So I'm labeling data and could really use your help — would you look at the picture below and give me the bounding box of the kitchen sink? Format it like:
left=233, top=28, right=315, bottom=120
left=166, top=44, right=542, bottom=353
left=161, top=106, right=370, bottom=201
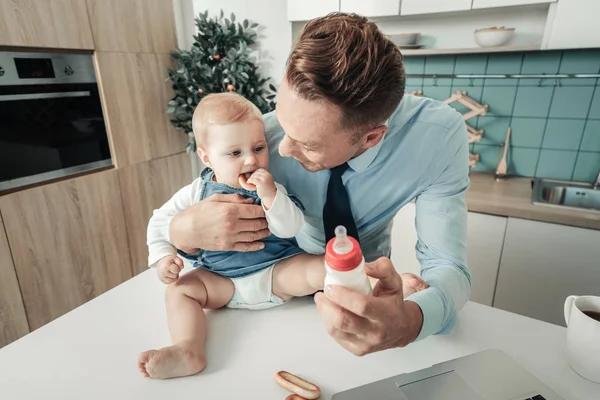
left=532, top=178, right=600, bottom=212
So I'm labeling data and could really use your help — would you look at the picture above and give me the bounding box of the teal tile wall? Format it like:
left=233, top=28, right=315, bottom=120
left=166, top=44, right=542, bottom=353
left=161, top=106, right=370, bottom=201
left=404, top=49, right=600, bottom=181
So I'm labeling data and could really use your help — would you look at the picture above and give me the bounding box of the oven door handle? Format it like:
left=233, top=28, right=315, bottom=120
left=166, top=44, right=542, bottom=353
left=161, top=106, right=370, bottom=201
left=0, top=91, right=91, bottom=102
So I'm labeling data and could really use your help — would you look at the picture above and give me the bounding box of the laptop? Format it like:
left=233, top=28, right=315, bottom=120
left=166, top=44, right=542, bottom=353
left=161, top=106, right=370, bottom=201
left=332, top=349, right=564, bottom=400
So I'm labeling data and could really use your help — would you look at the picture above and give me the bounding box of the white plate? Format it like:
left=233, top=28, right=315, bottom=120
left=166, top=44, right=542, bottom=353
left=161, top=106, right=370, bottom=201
left=397, top=44, right=424, bottom=49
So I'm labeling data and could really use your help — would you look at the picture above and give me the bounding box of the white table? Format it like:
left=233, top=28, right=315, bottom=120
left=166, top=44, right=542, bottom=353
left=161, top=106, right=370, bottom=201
left=1, top=269, right=598, bottom=400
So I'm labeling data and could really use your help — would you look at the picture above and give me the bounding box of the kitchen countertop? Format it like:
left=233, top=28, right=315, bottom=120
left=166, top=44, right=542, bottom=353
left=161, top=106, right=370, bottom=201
left=466, top=172, right=600, bottom=230
left=0, top=268, right=598, bottom=400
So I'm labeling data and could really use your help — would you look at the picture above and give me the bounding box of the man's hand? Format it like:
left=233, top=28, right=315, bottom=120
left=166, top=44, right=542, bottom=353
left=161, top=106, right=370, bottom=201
left=169, top=193, right=270, bottom=253
left=156, top=255, right=184, bottom=284
left=314, top=257, right=424, bottom=356
left=246, top=169, right=277, bottom=209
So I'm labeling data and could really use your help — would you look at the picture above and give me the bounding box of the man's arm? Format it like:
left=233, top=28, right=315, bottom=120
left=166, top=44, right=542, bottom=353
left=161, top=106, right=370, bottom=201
left=313, top=114, right=471, bottom=355
left=406, top=117, right=472, bottom=340
left=168, top=194, right=271, bottom=253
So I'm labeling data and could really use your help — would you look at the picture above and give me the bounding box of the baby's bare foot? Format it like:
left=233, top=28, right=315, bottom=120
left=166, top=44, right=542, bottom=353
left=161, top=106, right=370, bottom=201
left=400, top=273, right=428, bottom=297
left=138, top=344, right=206, bottom=379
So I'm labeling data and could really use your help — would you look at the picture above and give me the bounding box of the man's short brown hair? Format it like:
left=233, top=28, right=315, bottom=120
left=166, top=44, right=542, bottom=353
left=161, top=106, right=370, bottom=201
left=285, top=13, right=405, bottom=134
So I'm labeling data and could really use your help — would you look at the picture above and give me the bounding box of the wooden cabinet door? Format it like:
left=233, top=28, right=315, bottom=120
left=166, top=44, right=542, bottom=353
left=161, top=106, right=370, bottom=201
left=472, top=0, right=555, bottom=8
left=95, top=51, right=186, bottom=168
left=118, top=152, right=192, bottom=275
left=401, top=0, right=473, bottom=15
left=0, top=0, right=94, bottom=49
left=0, top=170, right=133, bottom=330
left=340, top=0, right=400, bottom=17
left=86, top=0, right=177, bottom=53
left=0, top=211, right=29, bottom=348
left=494, top=218, right=600, bottom=326
left=287, top=0, right=340, bottom=21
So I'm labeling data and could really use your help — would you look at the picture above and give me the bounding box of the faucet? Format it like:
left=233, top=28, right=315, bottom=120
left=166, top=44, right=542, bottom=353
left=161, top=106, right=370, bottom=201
left=594, top=168, right=600, bottom=190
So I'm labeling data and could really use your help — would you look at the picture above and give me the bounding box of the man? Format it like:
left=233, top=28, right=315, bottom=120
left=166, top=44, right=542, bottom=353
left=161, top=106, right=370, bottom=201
left=169, top=13, right=471, bottom=356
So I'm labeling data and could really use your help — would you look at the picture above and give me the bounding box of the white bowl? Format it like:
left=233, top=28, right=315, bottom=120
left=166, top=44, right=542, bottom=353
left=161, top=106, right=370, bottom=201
left=389, top=33, right=421, bottom=46
left=474, top=27, right=515, bottom=48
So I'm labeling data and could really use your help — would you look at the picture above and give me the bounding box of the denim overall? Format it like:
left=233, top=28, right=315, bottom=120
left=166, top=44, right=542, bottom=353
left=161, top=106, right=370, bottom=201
left=178, top=168, right=305, bottom=279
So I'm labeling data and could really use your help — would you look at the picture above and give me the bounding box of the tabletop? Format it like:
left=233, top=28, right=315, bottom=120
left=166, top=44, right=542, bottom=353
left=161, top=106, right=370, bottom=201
left=0, top=269, right=598, bottom=400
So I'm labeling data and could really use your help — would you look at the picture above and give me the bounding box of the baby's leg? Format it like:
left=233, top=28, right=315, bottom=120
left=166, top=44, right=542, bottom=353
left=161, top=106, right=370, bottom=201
left=399, top=273, right=428, bottom=297
left=272, top=253, right=325, bottom=300
left=369, top=272, right=428, bottom=297
left=138, top=268, right=234, bottom=379
left=271, top=254, right=428, bottom=300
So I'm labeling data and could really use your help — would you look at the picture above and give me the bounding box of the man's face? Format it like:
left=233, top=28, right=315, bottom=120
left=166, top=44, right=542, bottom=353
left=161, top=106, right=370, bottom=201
left=275, top=80, right=362, bottom=172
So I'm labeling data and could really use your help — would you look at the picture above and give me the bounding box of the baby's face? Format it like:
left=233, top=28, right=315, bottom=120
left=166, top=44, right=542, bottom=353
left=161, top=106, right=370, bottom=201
left=199, top=119, right=269, bottom=188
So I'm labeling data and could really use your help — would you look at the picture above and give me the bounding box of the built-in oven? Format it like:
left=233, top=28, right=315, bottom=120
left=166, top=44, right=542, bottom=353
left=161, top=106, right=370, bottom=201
left=0, top=51, right=112, bottom=192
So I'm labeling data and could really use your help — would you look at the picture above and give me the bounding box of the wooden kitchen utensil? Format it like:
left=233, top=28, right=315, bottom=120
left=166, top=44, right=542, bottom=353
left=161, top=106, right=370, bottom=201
left=407, top=89, right=423, bottom=97
left=467, top=124, right=484, bottom=144
left=443, top=90, right=488, bottom=121
left=495, top=127, right=511, bottom=180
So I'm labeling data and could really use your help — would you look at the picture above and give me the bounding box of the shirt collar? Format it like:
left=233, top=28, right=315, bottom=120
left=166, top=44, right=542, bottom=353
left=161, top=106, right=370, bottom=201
left=346, top=120, right=388, bottom=173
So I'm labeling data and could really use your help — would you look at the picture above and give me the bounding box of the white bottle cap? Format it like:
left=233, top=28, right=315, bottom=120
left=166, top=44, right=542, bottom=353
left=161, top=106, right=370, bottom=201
left=332, top=225, right=353, bottom=254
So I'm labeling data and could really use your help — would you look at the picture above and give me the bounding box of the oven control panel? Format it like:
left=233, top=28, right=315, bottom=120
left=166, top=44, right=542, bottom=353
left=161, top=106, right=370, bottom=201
left=0, top=51, right=96, bottom=85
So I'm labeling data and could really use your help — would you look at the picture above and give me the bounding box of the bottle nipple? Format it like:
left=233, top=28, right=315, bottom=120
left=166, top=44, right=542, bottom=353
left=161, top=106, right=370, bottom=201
left=332, top=225, right=353, bottom=254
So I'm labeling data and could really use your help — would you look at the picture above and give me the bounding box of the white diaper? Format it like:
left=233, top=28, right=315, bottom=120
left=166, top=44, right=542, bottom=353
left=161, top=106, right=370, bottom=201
left=225, top=265, right=286, bottom=310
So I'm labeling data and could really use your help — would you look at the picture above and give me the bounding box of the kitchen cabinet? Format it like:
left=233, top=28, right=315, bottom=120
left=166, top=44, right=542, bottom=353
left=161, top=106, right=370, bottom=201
left=401, top=0, right=472, bottom=16
left=86, top=0, right=177, bottom=53
left=0, top=211, right=29, bottom=348
left=118, top=152, right=192, bottom=275
left=287, top=0, right=339, bottom=21
left=494, top=218, right=600, bottom=326
left=95, top=51, right=186, bottom=168
left=390, top=203, right=506, bottom=306
left=0, top=170, right=133, bottom=331
left=472, top=0, right=556, bottom=9
left=390, top=203, right=421, bottom=276
left=0, top=0, right=94, bottom=49
left=341, top=0, right=400, bottom=17
left=544, top=0, right=600, bottom=50
left=465, top=212, right=506, bottom=306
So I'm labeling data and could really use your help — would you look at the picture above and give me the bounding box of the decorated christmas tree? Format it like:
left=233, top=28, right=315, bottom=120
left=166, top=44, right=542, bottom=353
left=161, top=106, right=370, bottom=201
left=167, top=10, right=276, bottom=152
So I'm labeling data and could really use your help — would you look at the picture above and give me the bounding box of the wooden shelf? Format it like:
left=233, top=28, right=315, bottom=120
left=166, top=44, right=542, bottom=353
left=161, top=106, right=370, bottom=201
left=400, top=44, right=541, bottom=56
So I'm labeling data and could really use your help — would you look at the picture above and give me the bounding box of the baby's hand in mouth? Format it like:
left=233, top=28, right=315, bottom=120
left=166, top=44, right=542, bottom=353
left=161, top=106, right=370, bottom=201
left=243, top=169, right=277, bottom=209
left=238, top=170, right=258, bottom=191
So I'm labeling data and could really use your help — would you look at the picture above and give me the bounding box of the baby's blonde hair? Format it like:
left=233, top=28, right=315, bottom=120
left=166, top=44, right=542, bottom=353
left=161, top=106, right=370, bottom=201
left=192, top=92, right=263, bottom=148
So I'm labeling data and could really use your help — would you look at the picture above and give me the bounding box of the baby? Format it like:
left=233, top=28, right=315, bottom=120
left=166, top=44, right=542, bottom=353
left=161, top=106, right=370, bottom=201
left=138, top=92, right=427, bottom=380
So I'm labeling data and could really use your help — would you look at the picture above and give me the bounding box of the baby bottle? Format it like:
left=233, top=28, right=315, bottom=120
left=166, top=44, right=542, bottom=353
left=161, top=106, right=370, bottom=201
left=324, top=225, right=372, bottom=295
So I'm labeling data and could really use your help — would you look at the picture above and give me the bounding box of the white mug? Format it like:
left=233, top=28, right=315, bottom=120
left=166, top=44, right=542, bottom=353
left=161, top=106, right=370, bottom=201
left=564, top=295, right=600, bottom=383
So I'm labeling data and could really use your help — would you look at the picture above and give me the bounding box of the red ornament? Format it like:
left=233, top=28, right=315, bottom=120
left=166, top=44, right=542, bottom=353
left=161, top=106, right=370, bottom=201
left=213, top=55, right=220, bottom=60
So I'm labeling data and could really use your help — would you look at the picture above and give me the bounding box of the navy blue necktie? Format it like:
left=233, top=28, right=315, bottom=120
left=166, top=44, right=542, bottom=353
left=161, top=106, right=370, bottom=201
left=323, top=162, right=360, bottom=244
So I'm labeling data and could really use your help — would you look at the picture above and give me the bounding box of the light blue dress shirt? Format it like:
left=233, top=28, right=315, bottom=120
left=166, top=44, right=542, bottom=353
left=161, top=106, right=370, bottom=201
left=264, top=94, right=472, bottom=341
